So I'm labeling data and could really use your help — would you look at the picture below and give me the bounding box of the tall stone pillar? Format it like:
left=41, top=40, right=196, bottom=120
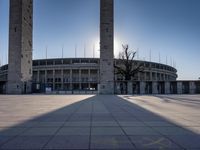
left=99, top=0, right=114, bottom=94
left=7, top=0, right=33, bottom=94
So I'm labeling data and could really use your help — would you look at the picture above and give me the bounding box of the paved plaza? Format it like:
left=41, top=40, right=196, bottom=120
left=0, top=94, right=199, bottom=149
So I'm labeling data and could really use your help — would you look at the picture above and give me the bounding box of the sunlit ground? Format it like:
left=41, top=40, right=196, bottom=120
left=0, top=94, right=199, bottom=149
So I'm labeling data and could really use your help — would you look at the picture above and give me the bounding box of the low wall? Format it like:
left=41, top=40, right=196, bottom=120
left=115, top=80, right=200, bottom=95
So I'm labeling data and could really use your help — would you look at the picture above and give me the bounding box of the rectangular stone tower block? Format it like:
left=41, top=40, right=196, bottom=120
left=99, top=0, right=114, bottom=94
left=7, top=0, right=33, bottom=94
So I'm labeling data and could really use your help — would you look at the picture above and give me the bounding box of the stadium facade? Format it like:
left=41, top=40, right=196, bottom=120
left=1, top=57, right=199, bottom=94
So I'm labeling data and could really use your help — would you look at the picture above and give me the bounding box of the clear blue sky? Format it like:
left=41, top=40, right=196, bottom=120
left=0, top=0, right=200, bottom=80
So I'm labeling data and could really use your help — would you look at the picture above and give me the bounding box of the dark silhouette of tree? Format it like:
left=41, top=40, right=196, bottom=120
left=114, top=44, right=144, bottom=94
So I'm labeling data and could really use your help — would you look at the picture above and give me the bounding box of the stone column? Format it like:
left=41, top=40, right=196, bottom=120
left=127, top=81, right=133, bottom=95
left=189, top=81, right=196, bottom=94
left=140, top=82, right=145, bottom=94
left=177, top=81, right=183, bottom=94
left=152, top=82, right=158, bottom=94
left=70, top=69, right=72, bottom=90
left=45, top=70, right=47, bottom=87
left=53, top=70, right=55, bottom=91
left=79, top=69, right=81, bottom=90
left=88, top=69, right=91, bottom=89
left=99, top=0, right=114, bottom=94
left=61, top=69, right=64, bottom=90
left=165, top=82, right=170, bottom=94
left=7, top=0, right=33, bottom=94
left=37, top=71, right=40, bottom=83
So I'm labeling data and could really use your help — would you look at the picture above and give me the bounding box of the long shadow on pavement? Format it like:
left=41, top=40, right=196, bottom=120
left=0, top=95, right=199, bottom=150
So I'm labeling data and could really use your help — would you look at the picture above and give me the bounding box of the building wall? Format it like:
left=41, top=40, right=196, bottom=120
left=0, top=58, right=178, bottom=93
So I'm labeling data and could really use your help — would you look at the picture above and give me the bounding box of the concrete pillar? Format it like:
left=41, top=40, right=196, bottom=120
left=140, top=82, right=145, bottom=94
left=45, top=70, right=47, bottom=86
left=99, top=0, right=114, bottom=94
left=150, top=71, right=152, bottom=81
left=37, top=71, right=39, bottom=83
left=165, top=82, right=170, bottom=94
left=7, top=0, right=33, bottom=94
left=70, top=69, right=72, bottom=90
left=61, top=69, right=64, bottom=90
left=152, top=82, right=158, bottom=94
left=79, top=69, right=81, bottom=90
left=144, top=72, right=147, bottom=81
left=127, top=81, right=133, bottom=95
left=177, top=81, right=183, bottom=94
left=53, top=70, right=55, bottom=91
left=189, top=81, right=196, bottom=94
left=88, top=69, right=91, bottom=89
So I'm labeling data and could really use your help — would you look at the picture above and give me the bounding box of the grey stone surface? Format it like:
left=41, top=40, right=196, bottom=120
left=91, top=127, right=124, bottom=135
left=44, top=135, right=90, bottom=149
left=21, top=127, right=59, bottom=136
left=99, top=0, right=114, bottom=94
left=57, top=127, right=90, bottom=135
left=7, top=0, right=33, bottom=94
left=91, top=135, right=135, bottom=149
left=167, top=135, right=200, bottom=149
left=0, top=95, right=199, bottom=149
left=1, top=136, right=51, bottom=149
left=129, top=135, right=182, bottom=149
left=123, top=126, right=160, bottom=135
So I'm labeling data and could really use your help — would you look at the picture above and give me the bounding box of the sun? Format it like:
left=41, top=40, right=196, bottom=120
left=93, top=38, right=122, bottom=58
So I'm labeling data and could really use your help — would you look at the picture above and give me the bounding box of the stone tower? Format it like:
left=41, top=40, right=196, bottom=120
left=7, top=0, right=33, bottom=94
left=99, top=0, right=114, bottom=94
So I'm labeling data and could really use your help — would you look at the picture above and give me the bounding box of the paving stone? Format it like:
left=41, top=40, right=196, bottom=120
left=21, top=127, right=59, bottom=136
left=68, top=116, right=91, bottom=122
left=91, top=135, right=136, bottom=149
left=92, top=121, right=119, bottom=127
left=118, top=121, right=146, bottom=127
left=93, top=116, right=115, bottom=122
left=44, top=135, right=89, bottom=149
left=1, top=136, right=51, bottom=149
left=115, top=117, right=139, bottom=122
left=0, top=136, right=13, bottom=146
left=64, top=121, right=91, bottom=127
left=129, top=135, right=182, bottom=150
left=152, top=127, right=195, bottom=135
left=143, top=121, right=176, bottom=127
left=0, top=95, right=200, bottom=149
left=35, top=122, right=64, bottom=127
left=91, top=127, right=125, bottom=135
left=123, top=127, right=160, bottom=135
left=167, top=135, right=200, bottom=149
left=57, top=127, right=90, bottom=135
left=0, top=127, right=26, bottom=136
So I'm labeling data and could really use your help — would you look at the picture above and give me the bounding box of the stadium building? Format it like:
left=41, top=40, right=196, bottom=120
left=1, top=57, right=200, bottom=94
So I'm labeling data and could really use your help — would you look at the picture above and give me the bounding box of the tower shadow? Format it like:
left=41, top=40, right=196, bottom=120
left=0, top=95, right=199, bottom=149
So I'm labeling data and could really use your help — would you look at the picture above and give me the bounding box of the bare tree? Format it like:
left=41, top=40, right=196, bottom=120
left=114, top=44, right=144, bottom=94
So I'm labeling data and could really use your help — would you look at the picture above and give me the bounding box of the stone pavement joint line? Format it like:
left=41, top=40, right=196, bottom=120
left=0, top=95, right=199, bottom=149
